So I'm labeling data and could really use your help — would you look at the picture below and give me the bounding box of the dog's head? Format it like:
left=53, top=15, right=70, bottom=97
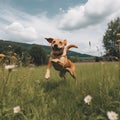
left=45, top=38, right=67, bottom=56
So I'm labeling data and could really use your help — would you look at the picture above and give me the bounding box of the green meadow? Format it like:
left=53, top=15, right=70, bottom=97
left=0, top=62, right=120, bottom=120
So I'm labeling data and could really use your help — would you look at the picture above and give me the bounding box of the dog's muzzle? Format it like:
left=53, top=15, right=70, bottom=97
left=52, top=44, right=63, bottom=56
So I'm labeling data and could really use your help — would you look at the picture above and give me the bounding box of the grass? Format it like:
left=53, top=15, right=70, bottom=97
left=0, top=62, right=120, bottom=120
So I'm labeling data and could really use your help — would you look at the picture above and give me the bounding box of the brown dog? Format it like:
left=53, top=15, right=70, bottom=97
left=45, top=38, right=78, bottom=81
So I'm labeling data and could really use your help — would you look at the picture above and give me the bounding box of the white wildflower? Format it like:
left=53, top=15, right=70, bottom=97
left=5, top=64, right=16, bottom=70
left=107, top=111, right=118, bottom=120
left=13, top=106, right=20, bottom=113
left=84, top=95, right=92, bottom=105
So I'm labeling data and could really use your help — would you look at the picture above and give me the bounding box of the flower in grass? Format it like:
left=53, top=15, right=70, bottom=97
left=5, top=64, right=16, bottom=72
left=107, top=111, right=118, bottom=120
left=13, top=106, right=21, bottom=113
left=5, top=64, right=16, bottom=70
left=84, top=95, right=92, bottom=105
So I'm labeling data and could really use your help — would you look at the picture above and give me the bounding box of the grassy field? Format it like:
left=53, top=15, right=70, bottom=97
left=0, top=62, right=120, bottom=120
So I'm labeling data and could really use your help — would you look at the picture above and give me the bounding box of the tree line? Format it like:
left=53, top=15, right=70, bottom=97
left=0, top=43, right=48, bottom=66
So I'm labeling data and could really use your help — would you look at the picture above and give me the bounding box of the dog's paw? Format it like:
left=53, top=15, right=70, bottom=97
left=51, top=59, right=59, bottom=63
left=45, top=75, right=49, bottom=80
left=52, top=59, right=64, bottom=67
left=45, top=69, right=50, bottom=80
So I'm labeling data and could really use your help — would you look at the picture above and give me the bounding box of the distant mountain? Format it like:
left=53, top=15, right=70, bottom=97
left=0, top=39, right=32, bottom=52
left=0, top=39, right=94, bottom=58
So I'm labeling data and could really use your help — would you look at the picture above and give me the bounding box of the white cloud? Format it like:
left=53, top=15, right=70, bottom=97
left=59, top=0, right=120, bottom=30
left=5, top=22, right=38, bottom=42
left=0, top=7, right=63, bottom=45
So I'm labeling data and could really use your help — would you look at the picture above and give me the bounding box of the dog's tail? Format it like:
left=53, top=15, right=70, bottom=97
left=66, top=44, right=78, bottom=51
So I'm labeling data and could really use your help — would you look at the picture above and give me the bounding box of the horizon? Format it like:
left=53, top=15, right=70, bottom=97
left=0, top=39, right=95, bottom=57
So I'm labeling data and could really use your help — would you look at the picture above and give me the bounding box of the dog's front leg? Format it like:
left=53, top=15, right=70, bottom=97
left=45, top=59, right=51, bottom=80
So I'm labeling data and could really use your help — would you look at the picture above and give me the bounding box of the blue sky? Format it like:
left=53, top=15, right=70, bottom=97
left=3, top=0, right=87, bottom=16
left=0, top=0, right=120, bottom=56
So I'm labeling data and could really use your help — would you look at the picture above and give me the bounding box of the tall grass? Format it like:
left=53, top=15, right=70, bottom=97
left=0, top=62, right=120, bottom=120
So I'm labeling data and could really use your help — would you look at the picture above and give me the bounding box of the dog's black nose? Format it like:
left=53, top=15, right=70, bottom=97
left=54, top=44, right=58, bottom=49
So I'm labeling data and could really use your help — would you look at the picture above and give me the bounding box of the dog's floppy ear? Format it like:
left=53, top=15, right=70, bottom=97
left=64, top=39, right=67, bottom=46
left=45, top=38, right=53, bottom=43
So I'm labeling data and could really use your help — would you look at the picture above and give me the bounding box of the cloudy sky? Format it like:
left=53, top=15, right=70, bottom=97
left=0, top=0, right=120, bottom=56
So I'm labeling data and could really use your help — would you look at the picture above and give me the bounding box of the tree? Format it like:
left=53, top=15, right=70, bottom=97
left=14, top=46, right=23, bottom=57
left=29, top=45, right=47, bottom=65
left=103, top=17, right=120, bottom=57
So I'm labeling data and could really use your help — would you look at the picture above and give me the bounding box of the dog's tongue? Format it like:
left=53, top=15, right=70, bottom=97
left=53, top=50, right=59, bottom=54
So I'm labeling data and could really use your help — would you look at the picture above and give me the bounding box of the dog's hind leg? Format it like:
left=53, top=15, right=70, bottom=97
left=59, top=71, right=66, bottom=80
left=66, top=68, right=77, bottom=85
left=66, top=68, right=76, bottom=79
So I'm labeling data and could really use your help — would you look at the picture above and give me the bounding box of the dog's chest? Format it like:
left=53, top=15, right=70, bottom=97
left=52, top=61, right=65, bottom=71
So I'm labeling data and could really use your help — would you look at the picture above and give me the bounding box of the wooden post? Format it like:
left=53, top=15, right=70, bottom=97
left=117, top=33, right=120, bottom=80
left=117, top=33, right=120, bottom=56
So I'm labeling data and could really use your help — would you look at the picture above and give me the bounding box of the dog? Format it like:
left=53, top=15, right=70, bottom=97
left=45, top=38, right=78, bottom=81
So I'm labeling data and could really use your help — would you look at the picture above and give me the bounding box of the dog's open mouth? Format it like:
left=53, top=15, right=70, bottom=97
left=52, top=47, right=63, bottom=56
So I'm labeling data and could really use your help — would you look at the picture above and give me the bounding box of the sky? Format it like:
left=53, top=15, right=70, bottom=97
left=0, top=0, right=120, bottom=56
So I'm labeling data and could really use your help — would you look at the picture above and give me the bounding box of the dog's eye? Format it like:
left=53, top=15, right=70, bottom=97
left=59, top=41, right=62, bottom=45
left=52, top=41, right=55, bottom=44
